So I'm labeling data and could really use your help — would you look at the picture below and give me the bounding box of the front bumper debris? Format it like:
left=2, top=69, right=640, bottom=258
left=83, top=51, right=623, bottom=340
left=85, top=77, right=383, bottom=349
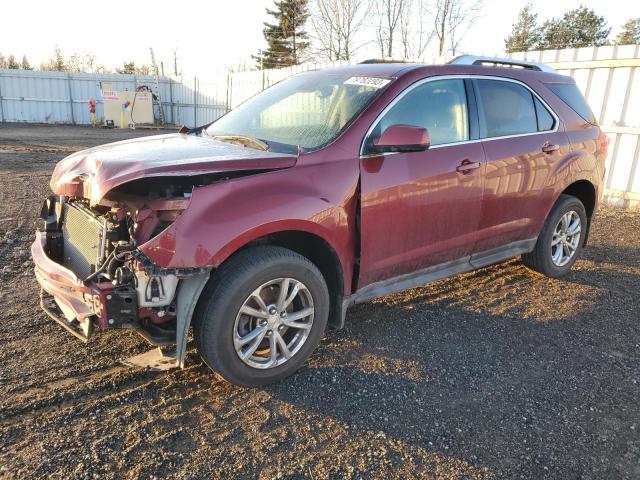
left=40, top=289, right=93, bottom=342
left=32, top=231, right=101, bottom=334
left=31, top=230, right=138, bottom=340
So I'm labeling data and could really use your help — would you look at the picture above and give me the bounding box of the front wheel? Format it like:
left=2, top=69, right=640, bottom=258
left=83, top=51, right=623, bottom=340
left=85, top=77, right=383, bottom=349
left=193, top=246, right=329, bottom=387
left=522, top=194, right=587, bottom=278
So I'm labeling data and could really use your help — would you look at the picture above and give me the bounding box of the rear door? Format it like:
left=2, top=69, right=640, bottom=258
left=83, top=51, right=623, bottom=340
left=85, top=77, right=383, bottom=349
left=471, top=77, right=570, bottom=258
left=358, top=77, right=485, bottom=287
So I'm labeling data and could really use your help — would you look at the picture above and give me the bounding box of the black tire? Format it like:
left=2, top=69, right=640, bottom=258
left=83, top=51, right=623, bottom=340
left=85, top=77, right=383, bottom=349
left=522, top=194, right=587, bottom=278
left=192, top=246, right=329, bottom=387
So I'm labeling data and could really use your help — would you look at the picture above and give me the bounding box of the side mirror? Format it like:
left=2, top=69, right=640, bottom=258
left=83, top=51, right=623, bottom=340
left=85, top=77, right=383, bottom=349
left=370, top=124, right=430, bottom=154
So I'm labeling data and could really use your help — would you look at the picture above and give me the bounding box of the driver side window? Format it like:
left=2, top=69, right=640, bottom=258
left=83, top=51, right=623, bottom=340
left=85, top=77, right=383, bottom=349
left=367, top=79, right=470, bottom=152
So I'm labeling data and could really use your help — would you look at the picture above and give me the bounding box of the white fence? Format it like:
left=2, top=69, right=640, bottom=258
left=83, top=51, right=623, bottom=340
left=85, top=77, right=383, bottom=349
left=1, top=45, right=639, bottom=208
left=510, top=45, right=640, bottom=209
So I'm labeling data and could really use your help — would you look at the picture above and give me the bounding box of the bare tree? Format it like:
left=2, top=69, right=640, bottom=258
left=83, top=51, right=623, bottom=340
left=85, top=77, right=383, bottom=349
left=375, top=0, right=408, bottom=57
left=312, top=0, right=368, bottom=61
left=313, top=0, right=340, bottom=59
left=400, top=0, right=434, bottom=60
left=67, top=52, right=101, bottom=73
left=433, top=0, right=482, bottom=57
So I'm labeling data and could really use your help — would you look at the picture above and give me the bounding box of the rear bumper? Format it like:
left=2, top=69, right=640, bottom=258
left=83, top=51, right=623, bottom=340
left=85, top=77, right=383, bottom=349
left=31, top=231, right=102, bottom=334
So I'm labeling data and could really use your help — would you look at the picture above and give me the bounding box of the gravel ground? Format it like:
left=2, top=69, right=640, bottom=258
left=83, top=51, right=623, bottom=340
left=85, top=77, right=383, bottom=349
left=0, top=124, right=639, bottom=479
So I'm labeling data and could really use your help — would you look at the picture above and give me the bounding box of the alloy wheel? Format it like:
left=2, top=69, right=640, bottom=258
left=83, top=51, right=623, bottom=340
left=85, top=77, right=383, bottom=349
left=233, top=278, right=314, bottom=369
left=551, top=210, right=582, bottom=267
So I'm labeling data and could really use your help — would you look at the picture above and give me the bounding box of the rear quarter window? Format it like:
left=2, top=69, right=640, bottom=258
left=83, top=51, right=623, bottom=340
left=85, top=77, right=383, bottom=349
left=546, top=83, right=597, bottom=124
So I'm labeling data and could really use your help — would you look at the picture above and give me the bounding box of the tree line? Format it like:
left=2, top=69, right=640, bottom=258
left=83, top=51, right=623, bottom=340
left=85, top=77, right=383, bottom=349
left=0, top=47, right=153, bottom=74
left=505, top=4, right=639, bottom=52
left=256, top=0, right=640, bottom=69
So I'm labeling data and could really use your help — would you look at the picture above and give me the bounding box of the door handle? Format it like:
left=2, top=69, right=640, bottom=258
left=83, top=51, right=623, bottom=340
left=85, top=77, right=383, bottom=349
left=541, top=142, right=560, bottom=154
left=456, top=159, right=481, bottom=174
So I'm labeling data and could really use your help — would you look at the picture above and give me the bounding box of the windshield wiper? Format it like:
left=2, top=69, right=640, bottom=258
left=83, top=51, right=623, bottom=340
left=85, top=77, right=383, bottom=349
left=210, top=134, right=270, bottom=152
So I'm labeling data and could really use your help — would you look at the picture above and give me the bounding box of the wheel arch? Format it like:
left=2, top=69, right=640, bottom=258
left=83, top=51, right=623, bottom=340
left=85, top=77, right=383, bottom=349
left=218, top=228, right=347, bottom=330
left=561, top=179, right=596, bottom=218
left=560, top=179, right=597, bottom=246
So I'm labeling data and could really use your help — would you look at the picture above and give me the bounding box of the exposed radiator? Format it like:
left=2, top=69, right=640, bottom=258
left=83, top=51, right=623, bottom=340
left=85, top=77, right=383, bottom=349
left=61, top=203, right=106, bottom=279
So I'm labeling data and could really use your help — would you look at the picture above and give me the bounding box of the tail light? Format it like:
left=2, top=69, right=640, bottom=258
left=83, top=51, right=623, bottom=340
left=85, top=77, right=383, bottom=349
left=598, top=131, right=610, bottom=158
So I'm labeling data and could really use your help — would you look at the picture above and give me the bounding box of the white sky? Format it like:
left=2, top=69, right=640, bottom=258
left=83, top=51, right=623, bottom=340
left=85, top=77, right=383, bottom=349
left=0, top=0, right=637, bottom=78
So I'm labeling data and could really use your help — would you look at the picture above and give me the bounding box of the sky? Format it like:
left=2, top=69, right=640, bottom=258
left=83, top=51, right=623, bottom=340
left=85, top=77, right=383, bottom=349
left=0, top=0, right=637, bottom=79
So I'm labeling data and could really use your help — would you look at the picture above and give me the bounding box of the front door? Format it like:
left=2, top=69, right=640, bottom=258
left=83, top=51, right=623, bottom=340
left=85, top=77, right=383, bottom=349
left=358, top=78, right=485, bottom=288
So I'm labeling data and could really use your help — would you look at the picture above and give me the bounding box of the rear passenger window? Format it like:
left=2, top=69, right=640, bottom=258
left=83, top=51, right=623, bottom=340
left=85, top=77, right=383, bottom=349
left=475, top=80, right=538, bottom=138
left=371, top=79, right=469, bottom=147
left=534, top=97, right=555, bottom=131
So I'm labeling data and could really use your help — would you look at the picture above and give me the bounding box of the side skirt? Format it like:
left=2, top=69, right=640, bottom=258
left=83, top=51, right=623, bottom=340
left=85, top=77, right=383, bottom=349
left=337, top=237, right=537, bottom=326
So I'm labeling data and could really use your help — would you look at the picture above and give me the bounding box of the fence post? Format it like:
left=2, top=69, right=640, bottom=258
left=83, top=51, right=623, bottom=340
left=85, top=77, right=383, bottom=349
left=0, top=71, right=5, bottom=122
left=169, top=78, right=174, bottom=125
left=194, top=77, right=198, bottom=127
left=598, top=45, right=618, bottom=125
left=225, top=68, right=232, bottom=113
left=66, top=73, right=76, bottom=125
left=619, top=44, right=639, bottom=126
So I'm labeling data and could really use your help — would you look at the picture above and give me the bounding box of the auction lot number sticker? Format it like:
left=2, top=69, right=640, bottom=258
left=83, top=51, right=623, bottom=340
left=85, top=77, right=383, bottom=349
left=344, top=77, right=391, bottom=89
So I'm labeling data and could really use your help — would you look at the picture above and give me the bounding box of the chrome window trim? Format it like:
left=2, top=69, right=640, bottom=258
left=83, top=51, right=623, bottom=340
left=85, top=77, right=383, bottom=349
left=359, top=74, right=560, bottom=157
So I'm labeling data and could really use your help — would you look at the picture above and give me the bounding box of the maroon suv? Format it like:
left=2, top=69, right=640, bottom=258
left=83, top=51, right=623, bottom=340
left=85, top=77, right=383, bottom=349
left=32, top=56, right=608, bottom=386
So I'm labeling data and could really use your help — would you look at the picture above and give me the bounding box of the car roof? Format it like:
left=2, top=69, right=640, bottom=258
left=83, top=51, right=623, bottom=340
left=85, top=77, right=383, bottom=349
left=299, top=62, right=573, bottom=84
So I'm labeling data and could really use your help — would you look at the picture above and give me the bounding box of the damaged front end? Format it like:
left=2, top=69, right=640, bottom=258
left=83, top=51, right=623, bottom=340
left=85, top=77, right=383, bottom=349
left=32, top=176, right=213, bottom=359
left=32, top=133, right=299, bottom=366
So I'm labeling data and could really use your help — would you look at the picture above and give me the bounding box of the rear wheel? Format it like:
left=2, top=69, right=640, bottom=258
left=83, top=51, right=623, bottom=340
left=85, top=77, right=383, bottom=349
left=522, top=194, right=587, bottom=278
left=193, top=246, right=329, bottom=387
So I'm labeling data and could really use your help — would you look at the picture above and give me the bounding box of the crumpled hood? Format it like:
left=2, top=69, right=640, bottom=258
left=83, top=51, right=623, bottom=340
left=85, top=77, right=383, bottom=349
left=50, top=133, right=297, bottom=204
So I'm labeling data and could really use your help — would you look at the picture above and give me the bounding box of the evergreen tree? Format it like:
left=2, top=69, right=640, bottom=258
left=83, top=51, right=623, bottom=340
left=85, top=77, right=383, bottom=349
left=0, top=53, right=7, bottom=69
left=40, top=47, right=67, bottom=71
left=539, top=7, right=610, bottom=49
left=115, top=61, right=150, bottom=75
left=616, top=17, right=640, bottom=45
left=116, top=61, right=136, bottom=75
left=7, top=55, right=19, bottom=69
left=20, top=55, right=32, bottom=70
left=505, top=3, right=541, bottom=52
left=254, top=0, right=310, bottom=69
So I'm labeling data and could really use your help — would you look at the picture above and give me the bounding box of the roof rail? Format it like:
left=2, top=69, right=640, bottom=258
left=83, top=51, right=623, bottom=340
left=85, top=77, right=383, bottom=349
left=448, top=55, right=556, bottom=73
left=359, top=58, right=413, bottom=64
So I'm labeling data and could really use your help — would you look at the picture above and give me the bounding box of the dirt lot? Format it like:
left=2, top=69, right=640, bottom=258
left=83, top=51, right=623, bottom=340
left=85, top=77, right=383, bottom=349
left=0, top=124, right=638, bottom=479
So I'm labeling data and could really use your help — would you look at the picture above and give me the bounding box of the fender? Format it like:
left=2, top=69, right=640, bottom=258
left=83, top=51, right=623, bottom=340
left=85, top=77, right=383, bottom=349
left=139, top=158, right=360, bottom=296
left=546, top=145, right=600, bottom=216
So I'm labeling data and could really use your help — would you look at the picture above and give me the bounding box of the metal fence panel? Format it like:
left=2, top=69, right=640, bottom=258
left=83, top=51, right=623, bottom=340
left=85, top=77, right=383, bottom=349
left=0, top=69, right=228, bottom=128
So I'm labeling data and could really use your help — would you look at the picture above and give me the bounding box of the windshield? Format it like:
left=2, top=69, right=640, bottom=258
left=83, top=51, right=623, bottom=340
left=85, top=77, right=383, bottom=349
left=206, top=74, right=391, bottom=153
